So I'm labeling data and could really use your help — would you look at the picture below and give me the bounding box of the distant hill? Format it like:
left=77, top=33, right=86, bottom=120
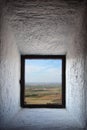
left=25, top=83, right=61, bottom=88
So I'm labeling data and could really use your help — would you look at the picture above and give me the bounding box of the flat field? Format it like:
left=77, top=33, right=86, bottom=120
left=24, top=84, right=62, bottom=105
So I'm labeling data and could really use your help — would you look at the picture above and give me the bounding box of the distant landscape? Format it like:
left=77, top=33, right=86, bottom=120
left=24, top=83, right=62, bottom=105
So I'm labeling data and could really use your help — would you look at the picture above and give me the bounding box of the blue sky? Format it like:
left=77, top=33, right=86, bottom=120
left=25, top=59, right=62, bottom=84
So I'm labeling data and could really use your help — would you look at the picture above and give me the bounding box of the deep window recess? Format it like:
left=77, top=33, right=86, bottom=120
left=21, top=55, right=66, bottom=108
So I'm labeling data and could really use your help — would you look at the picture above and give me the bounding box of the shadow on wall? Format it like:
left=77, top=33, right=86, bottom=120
left=0, top=127, right=86, bottom=130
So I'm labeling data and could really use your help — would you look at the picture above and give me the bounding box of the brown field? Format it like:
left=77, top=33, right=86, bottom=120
left=24, top=85, right=62, bottom=105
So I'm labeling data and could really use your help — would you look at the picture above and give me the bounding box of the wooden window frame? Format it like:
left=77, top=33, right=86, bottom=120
left=20, top=55, right=66, bottom=108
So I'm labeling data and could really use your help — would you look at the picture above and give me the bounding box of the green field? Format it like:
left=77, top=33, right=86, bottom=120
left=24, top=84, right=62, bottom=105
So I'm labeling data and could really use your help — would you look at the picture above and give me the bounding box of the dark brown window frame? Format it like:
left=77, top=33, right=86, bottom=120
left=20, top=55, right=66, bottom=108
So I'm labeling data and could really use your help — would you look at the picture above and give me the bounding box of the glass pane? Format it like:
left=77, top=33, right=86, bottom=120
left=24, top=59, right=62, bottom=105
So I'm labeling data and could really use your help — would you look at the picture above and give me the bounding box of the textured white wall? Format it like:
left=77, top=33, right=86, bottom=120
left=0, top=4, right=20, bottom=127
left=85, top=54, right=87, bottom=130
left=0, top=0, right=87, bottom=130
left=84, top=5, right=87, bottom=129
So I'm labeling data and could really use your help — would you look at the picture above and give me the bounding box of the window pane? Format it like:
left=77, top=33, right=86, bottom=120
left=24, top=59, right=62, bottom=105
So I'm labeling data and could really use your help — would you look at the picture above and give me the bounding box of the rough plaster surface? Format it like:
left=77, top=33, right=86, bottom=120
left=0, top=7, right=20, bottom=126
left=84, top=5, right=87, bottom=129
left=3, top=109, right=86, bottom=129
left=0, top=0, right=87, bottom=130
left=5, top=0, right=86, bottom=55
left=85, top=54, right=87, bottom=130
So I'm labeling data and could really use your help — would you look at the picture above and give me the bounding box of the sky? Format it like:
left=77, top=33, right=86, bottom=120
left=25, top=59, right=62, bottom=84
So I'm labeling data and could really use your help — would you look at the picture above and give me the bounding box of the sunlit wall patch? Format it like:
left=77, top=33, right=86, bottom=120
left=21, top=55, right=66, bottom=108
